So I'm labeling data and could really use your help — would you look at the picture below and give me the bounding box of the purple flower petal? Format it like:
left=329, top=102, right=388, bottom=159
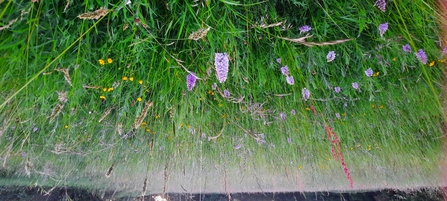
left=287, top=137, right=292, bottom=144
left=280, top=112, right=286, bottom=120
left=223, top=89, right=230, bottom=98
left=234, top=144, right=241, bottom=149
left=302, top=88, right=310, bottom=101
left=335, top=113, right=341, bottom=119
left=378, top=23, right=388, bottom=37
left=299, top=25, right=312, bottom=33
left=374, top=0, right=386, bottom=12
left=415, top=49, right=427, bottom=64
left=290, top=109, right=296, bottom=115
left=327, top=51, right=336, bottom=62
left=402, top=44, right=411, bottom=53
left=334, top=86, right=341, bottom=93
left=215, top=53, right=229, bottom=83
left=365, top=68, right=373, bottom=77
left=280, top=66, right=289, bottom=76
left=286, top=75, right=294, bottom=85
left=186, top=73, right=197, bottom=91
left=276, top=58, right=281, bottom=64
left=352, top=82, right=359, bottom=90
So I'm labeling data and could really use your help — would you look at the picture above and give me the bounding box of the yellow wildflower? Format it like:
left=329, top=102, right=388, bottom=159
left=137, top=97, right=142, bottom=102
left=429, top=61, right=435, bottom=67
left=155, top=115, right=160, bottom=119
left=139, top=80, right=143, bottom=84
left=64, top=125, right=69, bottom=129
left=98, top=59, right=105, bottom=65
left=107, top=87, right=113, bottom=92
left=122, top=76, right=128, bottom=81
left=107, top=58, right=113, bottom=64
left=379, top=105, right=384, bottom=109
left=393, top=58, right=396, bottom=61
left=103, top=88, right=107, bottom=92
left=100, top=95, right=106, bottom=100
left=373, top=72, right=380, bottom=77
left=129, top=77, right=134, bottom=81
left=298, top=165, right=302, bottom=170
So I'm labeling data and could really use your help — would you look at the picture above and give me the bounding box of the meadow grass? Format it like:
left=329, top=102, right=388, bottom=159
left=0, top=0, right=446, bottom=196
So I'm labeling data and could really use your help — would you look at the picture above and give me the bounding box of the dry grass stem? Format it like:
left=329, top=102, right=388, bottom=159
left=99, top=106, right=114, bottom=123
left=2, top=140, right=13, bottom=168
left=55, top=68, right=72, bottom=86
left=105, top=163, right=114, bottom=178
left=77, top=7, right=108, bottom=20
left=273, top=93, right=292, bottom=97
left=25, top=157, right=33, bottom=177
left=208, top=124, right=225, bottom=142
left=116, top=123, right=123, bottom=136
left=63, top=0, right=70, bottom=13
left=57, top=91, right=68, bottom=103
left=82, top=85, right=101, bottom=89
left=134, top=101, right=153, bottom=129
left=48, top=103, right=64, bottom=123
left=188, top=27, right=211, bottom=40
left=279, top=35, right=353, bottom=47
left=0, top=18, right=18, bottom=31
left=0, top=8, right=30, bottom=31
left=258, top=21, right=283, bottom=28
left=141, top=177, right=147, bottom=196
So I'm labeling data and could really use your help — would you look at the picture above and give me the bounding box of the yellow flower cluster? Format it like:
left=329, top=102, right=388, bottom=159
left=122, top=76, right=141, bottom=83
left=103, top=87, right=114, bottom=92
left=98, top=58, right=113, bottom=66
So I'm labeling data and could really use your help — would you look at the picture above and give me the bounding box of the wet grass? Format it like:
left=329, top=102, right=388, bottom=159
left=0, top=0, right=445, bottom=196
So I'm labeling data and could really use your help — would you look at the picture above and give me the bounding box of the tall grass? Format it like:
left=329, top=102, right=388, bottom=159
left=0, top=0, right=445, bottom=195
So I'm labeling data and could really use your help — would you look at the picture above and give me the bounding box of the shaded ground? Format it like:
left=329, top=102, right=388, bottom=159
left=0, top=186, right=444, bottom=201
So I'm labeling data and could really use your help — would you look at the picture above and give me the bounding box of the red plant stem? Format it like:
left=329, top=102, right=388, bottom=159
left=325, top=123, right=353, bottom=188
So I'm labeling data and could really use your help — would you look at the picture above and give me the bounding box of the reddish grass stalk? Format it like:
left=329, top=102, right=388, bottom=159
left=325, top=123, right=353, bottom=188
left=310, top=105, right=317, bottom=115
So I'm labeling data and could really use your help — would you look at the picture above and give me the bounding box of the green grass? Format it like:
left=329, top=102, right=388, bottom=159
left=0, top=0, right=445, bottom=196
